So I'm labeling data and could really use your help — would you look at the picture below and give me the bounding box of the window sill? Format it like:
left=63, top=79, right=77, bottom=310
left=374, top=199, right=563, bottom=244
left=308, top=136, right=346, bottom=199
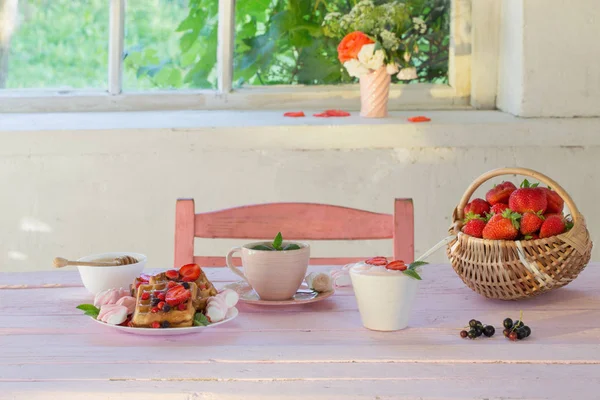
left=1, top=110, right=600, bottom=152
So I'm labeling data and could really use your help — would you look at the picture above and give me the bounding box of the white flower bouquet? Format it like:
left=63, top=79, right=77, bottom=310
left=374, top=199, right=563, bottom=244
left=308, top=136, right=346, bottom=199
left=323, top=0, right=428, bottom=80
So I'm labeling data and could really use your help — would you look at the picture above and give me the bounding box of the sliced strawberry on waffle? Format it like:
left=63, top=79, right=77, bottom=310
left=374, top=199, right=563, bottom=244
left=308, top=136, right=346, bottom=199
left=166, top=285, right=192, bottom=307
left=180, top=264, right=201, bottom=282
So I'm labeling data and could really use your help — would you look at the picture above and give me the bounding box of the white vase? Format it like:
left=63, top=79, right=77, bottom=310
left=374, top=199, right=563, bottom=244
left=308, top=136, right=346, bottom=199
left=359, top=67, right=391, bottom=118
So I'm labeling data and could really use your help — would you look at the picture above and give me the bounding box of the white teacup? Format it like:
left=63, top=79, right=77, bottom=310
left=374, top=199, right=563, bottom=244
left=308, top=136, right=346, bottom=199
left=226, top=242, right=310, bottom=301
left=350, top=264, right=419, bottom=331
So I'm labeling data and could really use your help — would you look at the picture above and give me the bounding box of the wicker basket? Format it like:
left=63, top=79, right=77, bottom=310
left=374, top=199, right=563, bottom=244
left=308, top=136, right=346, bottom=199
left=447, top=167, right=593, bottom=300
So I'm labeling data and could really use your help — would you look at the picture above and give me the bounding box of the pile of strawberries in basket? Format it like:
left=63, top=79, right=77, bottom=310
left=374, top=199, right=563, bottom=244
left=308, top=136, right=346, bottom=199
left=461, top=180, right=573, bottom=240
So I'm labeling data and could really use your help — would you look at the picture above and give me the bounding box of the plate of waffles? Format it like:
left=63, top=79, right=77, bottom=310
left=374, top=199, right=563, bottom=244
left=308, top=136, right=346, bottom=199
left=77, top=264, right=240, bottom=336
left=223, top=281, right=335, bottom=306
left=91, top=307, right=239, bottom=336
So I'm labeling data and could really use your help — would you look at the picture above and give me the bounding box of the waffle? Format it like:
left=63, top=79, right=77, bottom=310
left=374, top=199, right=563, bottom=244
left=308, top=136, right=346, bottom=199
left=131, top=282, right=197, bottom=328
left=150, top=269, right=218, bottom=312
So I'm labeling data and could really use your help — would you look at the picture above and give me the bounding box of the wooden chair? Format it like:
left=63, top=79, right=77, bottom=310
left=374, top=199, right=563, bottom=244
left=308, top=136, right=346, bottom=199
left=174, top=199, right=414, bottom=268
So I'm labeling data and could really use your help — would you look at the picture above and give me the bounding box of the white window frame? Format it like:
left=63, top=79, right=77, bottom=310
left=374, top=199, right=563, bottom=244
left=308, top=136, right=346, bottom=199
left=0, top=0, right=499, bottom=113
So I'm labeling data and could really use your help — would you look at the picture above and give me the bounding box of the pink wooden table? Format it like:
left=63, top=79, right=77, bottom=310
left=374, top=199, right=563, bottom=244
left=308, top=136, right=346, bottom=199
left=2, top=264, right=600, bottom=399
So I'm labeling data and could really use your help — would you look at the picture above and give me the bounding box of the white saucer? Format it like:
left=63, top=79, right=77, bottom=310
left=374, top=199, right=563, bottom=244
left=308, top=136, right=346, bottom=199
left=91, top=307, right=239, bottom=336
left=223, top=281, right=335, bottom=306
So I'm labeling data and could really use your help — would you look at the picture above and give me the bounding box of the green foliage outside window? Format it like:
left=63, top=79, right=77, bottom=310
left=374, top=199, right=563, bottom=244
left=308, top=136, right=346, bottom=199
left=2, top=0, right=449, bottom=90
left=126, top=0, right=450, bottom=89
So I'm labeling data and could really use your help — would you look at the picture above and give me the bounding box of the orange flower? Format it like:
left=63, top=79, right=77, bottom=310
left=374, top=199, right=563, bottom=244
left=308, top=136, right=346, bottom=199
left=337, top=31, right=374, bottom=63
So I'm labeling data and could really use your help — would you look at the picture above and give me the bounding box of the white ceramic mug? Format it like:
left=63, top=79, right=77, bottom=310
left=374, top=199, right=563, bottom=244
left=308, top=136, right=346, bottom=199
left=226, top=242, right=310, bottom=301
left=350, top=266, right=419, bottom=331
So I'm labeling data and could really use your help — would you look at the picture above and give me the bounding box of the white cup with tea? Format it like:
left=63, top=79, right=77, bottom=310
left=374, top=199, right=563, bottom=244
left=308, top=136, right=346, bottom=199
left=226, top=233, right=310, bottom=301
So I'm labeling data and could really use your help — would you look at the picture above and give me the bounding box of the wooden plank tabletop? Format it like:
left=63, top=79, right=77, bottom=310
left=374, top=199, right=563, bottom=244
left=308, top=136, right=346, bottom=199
left=1, top=264, right=600, bottom=400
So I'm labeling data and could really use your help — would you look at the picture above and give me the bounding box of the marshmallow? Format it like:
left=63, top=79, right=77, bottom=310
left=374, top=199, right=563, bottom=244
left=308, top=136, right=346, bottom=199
left=205, top=296, right=229, bottom=323
left=305, top=272, right=333, bottom=292
left=115, top=296, right=136, bottom=315
left=97, top=304, right=128, bottom=325
left=331, top=264, right=354, bottom=287
left=93, top=288, right=130, bottom=308
left=217, top=289, right=239, bottom=308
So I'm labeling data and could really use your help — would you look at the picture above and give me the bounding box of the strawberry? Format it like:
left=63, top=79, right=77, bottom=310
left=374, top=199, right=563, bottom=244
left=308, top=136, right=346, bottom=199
left=167, top=281, right=178, bottom=289
left=539, top=214, right=566, bottom=238
left=165, top=270, right=180, bottom=280
left=151, top=321, right=161, bottom=329
left=177, top=303, right=187, bottom=311
left=179, top=263, right=201, bottom=282
left=520, top=212, right=544, bottom=235
left=385, top=260, right=407, bottom=271
left=541, top=187, right=564, bottom=214
left=485, top=181, right=517, bottom=205
left=491, top=203, right=509, bottom=215
left=141, top=292, right=150, bottom=301
left=508, top=180, right=547, bottom=214
left=165, top=285, right=191, bottom=306
left=482, top=209, right=521, bottom=240
left=464, top=198, right=490, bottom=216
left=365, top=257, right=388, bottom=266
left=462, top=218, right=486, bottom=238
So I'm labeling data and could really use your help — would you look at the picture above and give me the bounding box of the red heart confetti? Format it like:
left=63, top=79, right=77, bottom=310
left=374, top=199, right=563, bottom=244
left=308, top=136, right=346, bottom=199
left=283, top=111, right=306, bottom=117
left=408, top=116, right=431, bottom=123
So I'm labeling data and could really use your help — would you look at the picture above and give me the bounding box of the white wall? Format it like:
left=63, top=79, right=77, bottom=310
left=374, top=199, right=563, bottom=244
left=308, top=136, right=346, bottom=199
left=498, top=0, right=600, bottom=117
left=1, top=111, right=599, bottom=272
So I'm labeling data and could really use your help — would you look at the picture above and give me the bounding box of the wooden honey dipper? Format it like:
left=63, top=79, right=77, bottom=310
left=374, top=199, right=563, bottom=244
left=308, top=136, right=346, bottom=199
left=53, top=255, right=139, bottom=268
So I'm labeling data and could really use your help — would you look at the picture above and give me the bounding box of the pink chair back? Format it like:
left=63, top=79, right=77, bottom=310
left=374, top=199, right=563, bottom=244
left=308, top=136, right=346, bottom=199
left=174, top=199, right=414, bottom=267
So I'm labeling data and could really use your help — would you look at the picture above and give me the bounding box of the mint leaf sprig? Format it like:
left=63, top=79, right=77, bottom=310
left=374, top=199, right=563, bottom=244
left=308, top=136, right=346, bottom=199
left=251, top=232, right=302, bottom=251
left=193, top=312, right=210, bottom=326
left=76, top=304, right=100, bottom=319
left=403, top=261, right=428, bottom=280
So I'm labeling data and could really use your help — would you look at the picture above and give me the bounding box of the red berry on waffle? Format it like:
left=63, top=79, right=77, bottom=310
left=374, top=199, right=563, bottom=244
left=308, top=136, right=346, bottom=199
left=165, top=270, right=180, bottom=280
left=166, top=285, right=191, bottom=307
left=180, top=264, right=201, bottom=282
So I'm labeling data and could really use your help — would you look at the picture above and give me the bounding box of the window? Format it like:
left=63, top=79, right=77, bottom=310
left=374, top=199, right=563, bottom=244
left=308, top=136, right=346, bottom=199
left=0, top=0, right=490, bottom=113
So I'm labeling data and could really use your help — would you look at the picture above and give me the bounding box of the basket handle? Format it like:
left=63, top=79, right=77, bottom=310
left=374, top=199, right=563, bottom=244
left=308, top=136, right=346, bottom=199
left=455, top=167, right=581, bottom=223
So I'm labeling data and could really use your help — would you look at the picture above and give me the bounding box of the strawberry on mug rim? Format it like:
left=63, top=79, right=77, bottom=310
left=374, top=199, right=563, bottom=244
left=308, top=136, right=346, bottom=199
left=385, top=260, right=407, bottom=271
left=365, top=256, right=388, bottom=266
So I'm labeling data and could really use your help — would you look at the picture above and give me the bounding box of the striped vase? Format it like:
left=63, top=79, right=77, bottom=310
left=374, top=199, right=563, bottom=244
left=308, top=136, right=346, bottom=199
left=359, top=67, right=391, bottom=118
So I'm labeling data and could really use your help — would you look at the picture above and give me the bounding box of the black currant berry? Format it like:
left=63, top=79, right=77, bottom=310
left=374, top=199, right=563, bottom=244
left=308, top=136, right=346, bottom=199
left=509, top=331, right=518, bottom=341
left=513, top=320, right=524, bottom=329
left=182, top=282, right=190, bottom=289
left=516, top=328, right=527, bottom=340
left=467, top=330, right=477, bottom=339
left=160, top=321, right=170, bottom=328
left=503, top=318, right=513, bottom=329
left=503, top=328, right=510, bottom=337
left=460, top=330, right=468, bottom=338
left=474, top=327, right=483, bottom=337
left=469, top=319, right=478, bottom=328
left=523, top=326, right=531, bottom=337
left=483, top=325, right=495, bottom=337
